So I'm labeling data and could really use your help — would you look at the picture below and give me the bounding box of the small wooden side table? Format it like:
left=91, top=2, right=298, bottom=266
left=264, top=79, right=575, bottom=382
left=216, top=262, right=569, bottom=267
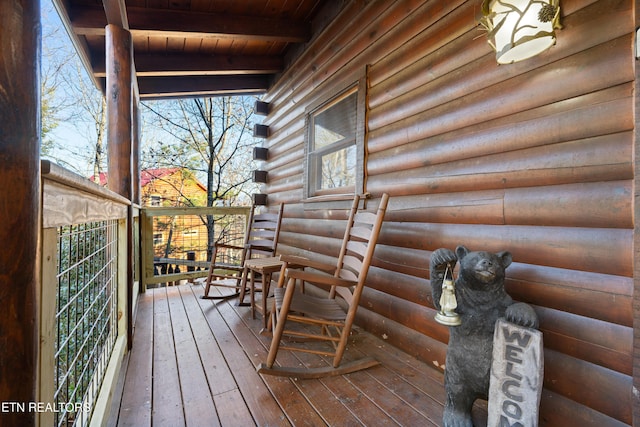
left=238, top=257, right=286, bottom=328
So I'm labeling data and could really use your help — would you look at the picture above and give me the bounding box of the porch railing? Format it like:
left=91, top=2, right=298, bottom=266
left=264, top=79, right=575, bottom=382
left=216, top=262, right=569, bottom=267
left=40, top=161, right=254, bottom=426
left=140, top=206, right=251, bottom=290
left=53, top=221, right=118, bottom=427
left=41, top=161, right=131, bottom=427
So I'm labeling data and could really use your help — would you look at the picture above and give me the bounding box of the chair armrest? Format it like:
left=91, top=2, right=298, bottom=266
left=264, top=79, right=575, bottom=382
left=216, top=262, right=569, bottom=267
left=285, top=269, right=356, bottom=288
left=280, top=255, right=335, bottom=273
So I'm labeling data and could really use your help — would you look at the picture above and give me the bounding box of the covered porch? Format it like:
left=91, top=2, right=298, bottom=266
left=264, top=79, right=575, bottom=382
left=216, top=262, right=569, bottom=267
left=1, top=0, right=638, bottom=425
left=108, top=283, right=484, bottom=427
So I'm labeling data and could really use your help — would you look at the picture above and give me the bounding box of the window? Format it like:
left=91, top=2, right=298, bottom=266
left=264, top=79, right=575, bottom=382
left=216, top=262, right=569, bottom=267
left=153, top=233, right=164, bottom=245
left=150, top=195, right=162, bottom=206
left=305, top=76, right=365, bottom=198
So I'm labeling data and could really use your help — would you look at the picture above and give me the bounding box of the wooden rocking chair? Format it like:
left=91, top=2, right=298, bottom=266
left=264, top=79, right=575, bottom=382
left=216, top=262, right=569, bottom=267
left=201, top=203, right=284, bottom=300
left=257, top=193, right=389, bottom=378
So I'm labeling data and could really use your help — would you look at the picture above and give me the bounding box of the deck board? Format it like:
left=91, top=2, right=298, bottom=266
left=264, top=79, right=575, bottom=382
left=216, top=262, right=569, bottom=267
left=216, top=293, right=327, bottom=426
left=166, top=286, right=219, bottom=427
left=193, top=286, right=290, bottom=427
left=109, top=283, right=487, bottom=427
left=116, top=291, right=153, bottom=427
left=152, top=289, right=186, bottom=427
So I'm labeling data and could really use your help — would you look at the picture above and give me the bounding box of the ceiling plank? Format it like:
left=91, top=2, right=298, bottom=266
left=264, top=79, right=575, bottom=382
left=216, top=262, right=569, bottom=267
left=91, top=53, right=283, bottom=77
left=72, top=5, right=311, bottom=42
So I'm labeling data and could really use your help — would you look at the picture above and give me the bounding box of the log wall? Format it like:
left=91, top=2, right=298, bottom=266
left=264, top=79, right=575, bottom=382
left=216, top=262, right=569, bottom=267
left=260, top=1, right=634, bottom=425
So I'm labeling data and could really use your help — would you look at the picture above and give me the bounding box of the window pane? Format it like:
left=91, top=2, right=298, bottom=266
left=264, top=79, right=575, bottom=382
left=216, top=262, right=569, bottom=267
left=307, top=86, right=362, bottom=196
left=320, top=145, right=356, bottom=190
left=313, top=92, right=357, bottom=150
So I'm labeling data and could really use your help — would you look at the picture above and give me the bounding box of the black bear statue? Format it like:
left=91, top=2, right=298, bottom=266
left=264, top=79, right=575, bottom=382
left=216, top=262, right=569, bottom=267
left=430, top=245, right=538, bottom=427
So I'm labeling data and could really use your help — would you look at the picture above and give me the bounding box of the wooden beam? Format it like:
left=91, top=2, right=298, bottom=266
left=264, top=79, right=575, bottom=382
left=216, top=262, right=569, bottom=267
left=102, top=0, right=129, bottom=28
left=105, top=24, right=135, bottom=352
left=132, top=98, right=140, bottom=205
left=72, top=5, right=310, bottom=42
left=106, top=24, right=133, bottom=199
left=0, top=0, right=40, bottom=424
left=253, top=147, right=269, bottom=161
left=254, top=124, right=269, bottom=138
left=91, top=53, right=283, bottom=77
left=253, top=170, right=268, bottom=183
left=253, top=194, right=268, bottom=206
left=137, top=75, right=269, bottom=99
left=255, top=101, right=270, bottom=115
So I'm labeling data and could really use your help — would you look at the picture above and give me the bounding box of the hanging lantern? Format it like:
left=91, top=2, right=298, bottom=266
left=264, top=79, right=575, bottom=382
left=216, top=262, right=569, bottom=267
left=480, top=0, right=561, bottom=64
left=434, top=264, right=462, bottom=327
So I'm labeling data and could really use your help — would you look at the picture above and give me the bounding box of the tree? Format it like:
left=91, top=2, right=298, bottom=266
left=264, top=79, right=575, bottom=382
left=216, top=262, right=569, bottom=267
left=41, top=0, right=73, bottom=156
left=60, top=63, right=107, bottom=181
left=142, top=96, right=259, bottom=257
left=40, top=0, right=106, bottom=177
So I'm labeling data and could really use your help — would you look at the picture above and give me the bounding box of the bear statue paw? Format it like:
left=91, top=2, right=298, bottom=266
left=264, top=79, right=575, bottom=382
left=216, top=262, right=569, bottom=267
left=505, top=302, right=539, bottom=329
left=430, top=248, right=458, bottom=271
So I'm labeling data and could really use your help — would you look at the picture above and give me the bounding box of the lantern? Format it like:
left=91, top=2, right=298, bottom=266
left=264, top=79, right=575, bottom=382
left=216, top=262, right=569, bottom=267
left=434, top=263, right=462, bottom=327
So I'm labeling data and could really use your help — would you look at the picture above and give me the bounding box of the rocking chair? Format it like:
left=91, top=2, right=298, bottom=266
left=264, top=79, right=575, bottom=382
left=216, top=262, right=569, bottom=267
left=257, top=193, right=389, bottom=378
left=201, top=203, right=284, bottom=300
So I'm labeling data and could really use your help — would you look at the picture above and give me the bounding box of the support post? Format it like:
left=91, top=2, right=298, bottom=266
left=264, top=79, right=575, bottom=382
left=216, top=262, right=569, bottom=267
left=106, top=24, right=133, bottom=199
left=0, top=0, right=41, bottom=424
left=106, top=24, right=135, bottom=349
left=634, top=1, right=640, bottom=424
left=132, top=90, right=140, bottom=205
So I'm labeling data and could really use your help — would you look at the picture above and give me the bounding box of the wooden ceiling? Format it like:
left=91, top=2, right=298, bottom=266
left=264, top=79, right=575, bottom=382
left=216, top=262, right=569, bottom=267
left=52, top=0, right=330, bottom=99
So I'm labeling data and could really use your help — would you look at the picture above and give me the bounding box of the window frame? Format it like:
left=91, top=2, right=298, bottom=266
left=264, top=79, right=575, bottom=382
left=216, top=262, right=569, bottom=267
left=150, top=194, right=162, bottom=207
left=303, top=73, right=366, bottom=200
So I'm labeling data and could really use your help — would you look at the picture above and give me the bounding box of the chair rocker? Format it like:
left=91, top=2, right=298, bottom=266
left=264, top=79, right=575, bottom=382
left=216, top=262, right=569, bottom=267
left=257, top=193, right=389, bottom=379
left=200, top=203, right=284, bottom=300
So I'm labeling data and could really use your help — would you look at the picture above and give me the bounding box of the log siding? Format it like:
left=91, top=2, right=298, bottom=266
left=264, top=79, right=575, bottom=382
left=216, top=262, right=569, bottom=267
left=260, top=0, right=635, bottom=425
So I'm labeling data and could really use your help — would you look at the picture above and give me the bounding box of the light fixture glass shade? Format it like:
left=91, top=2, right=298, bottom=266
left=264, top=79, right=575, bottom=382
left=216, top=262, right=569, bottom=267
left=481, top=0, right=561, bottom=64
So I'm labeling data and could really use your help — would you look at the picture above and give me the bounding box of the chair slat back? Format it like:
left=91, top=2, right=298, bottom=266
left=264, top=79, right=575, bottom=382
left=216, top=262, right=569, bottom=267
left=349, top=225, right=372, bottom=241
left=333, top=194, right=389, bottom=302
left=354, top=211, right=378, bottom=225
left=246, top=203, right=284, bottom=258
left=339, top=257, right=360, bottom=281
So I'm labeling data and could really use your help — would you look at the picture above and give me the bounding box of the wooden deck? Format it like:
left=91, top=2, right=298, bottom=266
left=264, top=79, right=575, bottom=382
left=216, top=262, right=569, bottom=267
left=107, top=283, right=488, bottom=427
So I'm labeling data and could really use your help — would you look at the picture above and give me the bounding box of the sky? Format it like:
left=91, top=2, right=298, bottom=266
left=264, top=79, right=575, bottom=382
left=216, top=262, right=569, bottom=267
left=41, top=0, right=104, bottom=177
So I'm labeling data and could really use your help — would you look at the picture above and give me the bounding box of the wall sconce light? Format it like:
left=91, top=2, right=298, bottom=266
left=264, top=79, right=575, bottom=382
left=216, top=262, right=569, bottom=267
left=480, top=0, right=561, bottom=64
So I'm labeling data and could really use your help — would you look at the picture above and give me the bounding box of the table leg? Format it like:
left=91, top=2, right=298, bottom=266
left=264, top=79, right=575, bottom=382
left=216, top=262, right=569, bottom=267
left=261, top=273, right=272, bottom=328
left=250, top=270, right=257, bottom=318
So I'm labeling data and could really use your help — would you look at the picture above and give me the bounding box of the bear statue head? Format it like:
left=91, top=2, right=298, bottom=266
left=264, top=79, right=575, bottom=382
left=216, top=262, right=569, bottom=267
left=455, top=245, right=512, bottom=290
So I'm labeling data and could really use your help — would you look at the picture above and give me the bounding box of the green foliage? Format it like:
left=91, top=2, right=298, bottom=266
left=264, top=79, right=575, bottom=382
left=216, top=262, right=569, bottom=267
left=55, top=221, right=118, bottom=423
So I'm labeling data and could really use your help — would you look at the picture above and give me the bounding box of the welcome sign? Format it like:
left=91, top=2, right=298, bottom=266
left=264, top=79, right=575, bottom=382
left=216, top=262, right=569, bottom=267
left=488, top=318, right=544, bottom=427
